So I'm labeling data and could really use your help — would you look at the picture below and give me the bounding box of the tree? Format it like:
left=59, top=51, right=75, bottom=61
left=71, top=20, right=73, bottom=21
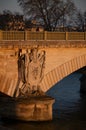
left=0, top=10, right=12, bottom=30
left=84, top=11, right=86, bottom=31
left=17, top=0, right=76, bottom=31
left=0, top=10, right=25, bottom=31
left=75, top=10, right=86, bottom=31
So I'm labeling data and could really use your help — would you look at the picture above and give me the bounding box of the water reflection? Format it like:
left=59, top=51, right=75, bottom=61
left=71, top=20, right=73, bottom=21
left=1, top=72, right=86, bottom=130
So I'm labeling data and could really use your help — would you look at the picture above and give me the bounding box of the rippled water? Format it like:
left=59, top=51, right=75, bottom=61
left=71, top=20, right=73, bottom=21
left=1, top=72, right=86, bottom=130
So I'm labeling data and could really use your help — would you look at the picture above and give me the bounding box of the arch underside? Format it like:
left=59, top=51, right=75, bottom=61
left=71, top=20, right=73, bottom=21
left=40, top=54, right=86, bottom=92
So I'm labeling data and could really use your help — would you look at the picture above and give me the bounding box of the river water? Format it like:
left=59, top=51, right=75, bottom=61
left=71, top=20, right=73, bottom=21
left=1, top=72, right=86, bottom=130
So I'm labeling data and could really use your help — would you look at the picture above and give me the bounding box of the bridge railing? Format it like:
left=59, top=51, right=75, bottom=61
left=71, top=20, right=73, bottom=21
left=0, top=31, right=86, bottom=40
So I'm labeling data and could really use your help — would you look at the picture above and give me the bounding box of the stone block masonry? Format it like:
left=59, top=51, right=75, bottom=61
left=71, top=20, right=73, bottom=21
left=0, top=40, right=86, bottom=96
left=0, top=49, right=18, bottom=96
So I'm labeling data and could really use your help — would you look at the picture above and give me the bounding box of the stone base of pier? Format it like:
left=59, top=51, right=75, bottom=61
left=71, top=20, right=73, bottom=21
left=0, top=95, right=55, bottom=121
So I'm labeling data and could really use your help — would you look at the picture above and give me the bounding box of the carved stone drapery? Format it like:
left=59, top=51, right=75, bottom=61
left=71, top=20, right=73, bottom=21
left=17, top=48, right=45, bottom=97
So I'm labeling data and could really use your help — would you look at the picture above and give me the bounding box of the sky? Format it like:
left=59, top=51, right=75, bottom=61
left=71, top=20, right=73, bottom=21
left=0, top=0, right=86, bottom=14
left=0, top=0, right=23, bottom=13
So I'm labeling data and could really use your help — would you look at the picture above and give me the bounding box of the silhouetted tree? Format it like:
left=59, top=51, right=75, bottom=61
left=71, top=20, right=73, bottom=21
left=17, top=0, right=76, bottom=31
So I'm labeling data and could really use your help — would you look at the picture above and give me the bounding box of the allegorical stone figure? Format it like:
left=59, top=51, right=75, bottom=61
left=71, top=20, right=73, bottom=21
left=17, top=48, right=45, bottom=97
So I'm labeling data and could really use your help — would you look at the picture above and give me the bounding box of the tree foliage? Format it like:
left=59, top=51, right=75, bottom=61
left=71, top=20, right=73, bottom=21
left=0, top=10, right=25, bottom=30
left=17, top=0, right=76, bottom=31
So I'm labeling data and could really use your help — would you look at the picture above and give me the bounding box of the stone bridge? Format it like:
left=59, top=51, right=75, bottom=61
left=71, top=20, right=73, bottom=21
left=0, top=40, right=86, bottom=97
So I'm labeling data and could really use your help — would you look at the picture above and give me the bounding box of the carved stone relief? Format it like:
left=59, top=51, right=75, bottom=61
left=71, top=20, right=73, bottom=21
left=17, top=48, right=45, bottom=97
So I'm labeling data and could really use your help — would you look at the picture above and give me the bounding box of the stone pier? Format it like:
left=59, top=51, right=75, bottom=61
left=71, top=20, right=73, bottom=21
left=0, top=95, right=55, bottom=121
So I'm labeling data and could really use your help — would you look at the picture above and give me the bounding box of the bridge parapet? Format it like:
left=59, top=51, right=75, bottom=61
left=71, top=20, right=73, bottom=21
left=0, top=31, right=86, bottom=41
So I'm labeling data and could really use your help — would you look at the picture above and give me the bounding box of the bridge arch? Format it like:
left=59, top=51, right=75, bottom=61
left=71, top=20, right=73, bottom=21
left=40, top=54, right=86, bottom=92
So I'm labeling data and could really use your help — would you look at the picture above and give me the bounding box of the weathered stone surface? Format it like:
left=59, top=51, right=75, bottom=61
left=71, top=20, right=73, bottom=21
left=17, top=48, right=46, bottom=97
left=0, top=95, right=55, bottom=121
left=0, top=42, right=86, bottom=96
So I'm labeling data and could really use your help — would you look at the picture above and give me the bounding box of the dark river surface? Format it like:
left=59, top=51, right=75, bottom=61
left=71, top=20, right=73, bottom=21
left=1, top=72, right=86, bottom=130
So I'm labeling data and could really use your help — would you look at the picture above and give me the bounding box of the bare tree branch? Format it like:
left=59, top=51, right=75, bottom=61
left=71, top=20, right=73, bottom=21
left=17, top=0, right=76, bottom=31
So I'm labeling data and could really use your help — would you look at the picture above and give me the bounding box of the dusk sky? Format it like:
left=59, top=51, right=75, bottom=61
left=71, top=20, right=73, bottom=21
left=0, top=0, right=86, bottom=13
